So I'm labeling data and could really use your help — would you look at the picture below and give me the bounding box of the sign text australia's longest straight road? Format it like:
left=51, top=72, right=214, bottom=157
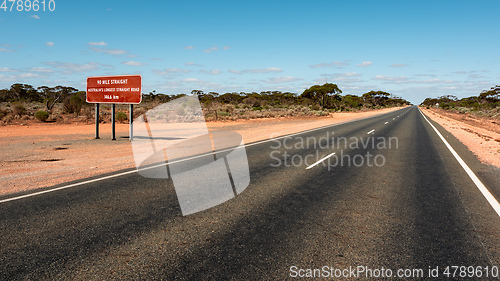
left=87, top=75, right=142, bottom=104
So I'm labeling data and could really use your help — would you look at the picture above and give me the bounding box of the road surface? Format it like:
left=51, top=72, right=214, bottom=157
left=1, top=106, right=500, bottom=280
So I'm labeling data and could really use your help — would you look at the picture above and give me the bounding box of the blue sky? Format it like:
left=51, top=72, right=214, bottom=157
left=0, top=0, right=499, bottom=104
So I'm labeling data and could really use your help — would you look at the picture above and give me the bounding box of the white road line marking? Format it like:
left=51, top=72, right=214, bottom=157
left=367, top=129, right=375, bottom=134
left=384, top=122, right=389, bottom=125
left=419, top=108, right=500, bottom=218
left=1, top=109, right=404, bottom=204
left=306, top=152, right=336, bottom=170
left=393, top=118, right=395, bottom=120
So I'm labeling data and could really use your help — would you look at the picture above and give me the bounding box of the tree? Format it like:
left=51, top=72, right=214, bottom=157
left=362, top=91, right=391, bottom=106
left=38, top=86, right=57, bottom=111
left=0, top=89, right=12, bottom=102
left=10, top=83, right=34, bottom=101
left=301, top=83, right=342, bottom=108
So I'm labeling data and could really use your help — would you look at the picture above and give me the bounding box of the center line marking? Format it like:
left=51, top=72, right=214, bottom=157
left=367, top=129, right=375, bottom=134
left=384, top=122, right=389, bottom=125
left=306, top=152, right=336, bottom=169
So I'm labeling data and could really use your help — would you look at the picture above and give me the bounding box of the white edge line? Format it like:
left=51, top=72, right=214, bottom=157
left=306, top=152, right=336, bottom=170
left=1, top=108, right=406, bottom=204
left=419, top=108, right=500, bottom=217
left=367, top=129, right=375, bottom=135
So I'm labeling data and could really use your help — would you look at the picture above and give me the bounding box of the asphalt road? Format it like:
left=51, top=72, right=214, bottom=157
left=1, top=106, right=500, bottom=280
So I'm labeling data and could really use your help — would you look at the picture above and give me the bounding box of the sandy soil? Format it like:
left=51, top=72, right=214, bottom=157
left=422, top=108, right=500, bottom=168
left=0, top=107, right=407, bottom=196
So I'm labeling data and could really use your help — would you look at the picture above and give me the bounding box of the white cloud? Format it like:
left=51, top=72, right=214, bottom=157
left=0, top=67, right=14, bottom=72
left=89, top=47, right=128, bottom=56
left=229, top=67, right=283, bottom=74
left=0, top=72, right=44, bottom=82
left=88, top=41, right=107, bottom=46
left=182, top=78, right=200, bottom=82
left=185, top=62, right=205, bottom=67
left=468, top=74, right=485, bottom=79
left=357, top=61, right=373, bottom=67
left=419, top=79, right=456, bottom=84
left=31, top=15, right=40, bottom=19
left=44, top=61, right=114, bottom=74
left=373, top=75, right=412, bottom=84
left=310, top=61, right=348, bottom=68
left=415, top=74, right=437, bottom=77
left=201, top=69, right=221, bottom=75
left=45, top=42, right=55, bottom=47
left=29, top=67, right=54, bottom=73
left=389, top=63, right=407, bottom=67
left=203, top=46, right=219, bottom=53
left=184, top=45, right=195, bottom=50
left=373, top=75, right=456, bottom=85
left=179, top=78, right=222, bottom=89
left=0, top=48, right=14, bottom=53
left=334, top=72, right=362, bottom=78
left=319, top=72, right=363, bottom=83
left=152, top=68, right=191, bottom=76
left=263, top=76, right=302, bottom=84
left=335, top=77, right=363, bottom=83
left=121, top=61, right=147, bottom=66
left=223, top=46, right=230, bottom=50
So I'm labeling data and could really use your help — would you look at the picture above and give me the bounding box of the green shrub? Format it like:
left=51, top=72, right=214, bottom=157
left=439, top=102, right=450, bottom=110
left=115, top=111, right=128, bottom=123
left=217, top=111, right=230, bottom=117
left=0, top=108, right=7, bottom=119
left=34, top=110, right=50, bottom=122
left=12, top=102, right=26, bottom=116
left=63, top=93, right=86, bottom=113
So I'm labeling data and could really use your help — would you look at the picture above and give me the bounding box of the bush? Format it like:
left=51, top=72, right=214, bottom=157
left=63, top=93, right=86, bottom=113
left=12, top=102, right=26, bottom=116
left=34, top=110, right=50, bottom=122
left=115, top=111, right=128, bottom=123
left=0, top=108, right=7, bottom=119
left=458, top=107, right=470, bottom=114
left=217, top=111, right=230, bottom=117
left=243, top=97, right=261, bottom=107
left=439, top=102, right=450, bottom=110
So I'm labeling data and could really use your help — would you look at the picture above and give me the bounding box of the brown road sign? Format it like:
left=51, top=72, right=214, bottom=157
left=87, top=75, right=142, bottom=104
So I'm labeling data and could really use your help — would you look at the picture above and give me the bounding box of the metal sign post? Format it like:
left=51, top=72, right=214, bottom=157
left=95, top=103, right=100, bottom=139
left=129, top=104, right=133, bottom=141
left=111, top=104, right=116, bottom=140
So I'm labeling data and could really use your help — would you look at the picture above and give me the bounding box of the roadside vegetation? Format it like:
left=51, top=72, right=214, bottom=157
left=0, top=82, right=410, bottom=125
left=420, top=85, right=500, bottom=120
